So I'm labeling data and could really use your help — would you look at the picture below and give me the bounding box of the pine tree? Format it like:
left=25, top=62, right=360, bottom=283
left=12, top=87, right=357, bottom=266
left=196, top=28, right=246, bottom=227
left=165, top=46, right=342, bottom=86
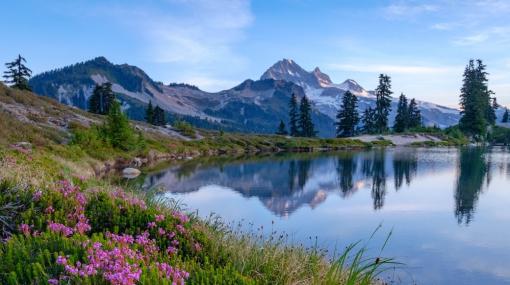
left=153, top=106, right=166, bottom=126
left=101, top=100, right=139, bottom=150
left=3, top=54, right=32, bottom=91
left=393, top=93, right=409, bottom=133
left=145, top=101, right=155, bottom=124
left=488, top=97, right=498, bottom=125
left=298, top=95, right=316, bottom=137
left=374, top=74, right=393, bottom=133
left=408, top=98, right=422, bottom=129
left=275, top=120, right=288, bottom=135
left=335, top=91, right=359, bottom=137
left=459, top=59, right=495, bottom=139
left=288, top=93, right=299, bottom=136
left=502, top=108, right=509, bottom=123
left=362, top=107, right=376, bottom=134
left=88, top=82, right=115, bottom=115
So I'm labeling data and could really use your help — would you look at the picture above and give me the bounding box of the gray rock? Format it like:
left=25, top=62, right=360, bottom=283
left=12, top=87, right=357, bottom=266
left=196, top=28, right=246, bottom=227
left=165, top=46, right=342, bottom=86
left=122, top=168, right=141, bottom=179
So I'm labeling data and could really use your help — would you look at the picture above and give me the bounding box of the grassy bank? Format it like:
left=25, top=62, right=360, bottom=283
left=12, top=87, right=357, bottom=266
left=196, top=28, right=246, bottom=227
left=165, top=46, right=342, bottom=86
left=0, top=85, right=398, bottom=284
left=0, top=159, right=395, bottom=285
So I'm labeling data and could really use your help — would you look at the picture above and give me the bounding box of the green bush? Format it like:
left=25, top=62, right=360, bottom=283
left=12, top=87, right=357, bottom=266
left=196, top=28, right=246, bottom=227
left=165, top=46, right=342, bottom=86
left=174, top=121, right=196, bottom=138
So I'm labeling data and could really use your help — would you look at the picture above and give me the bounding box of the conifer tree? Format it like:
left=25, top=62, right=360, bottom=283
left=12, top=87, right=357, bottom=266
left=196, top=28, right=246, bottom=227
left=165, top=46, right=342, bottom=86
left=288, top=93, right=299, bottom=136
left=102, top=100, right=139, bottom=150
left=502, top=108, right=509, bottom=123
left=393, top=93, right=409, bottom=133
left=335, top=91, right=359, bottom=137
left=298, top=95, right=315, bottom=137
left=145, top=101, right=155, bottom=124
left=3, top=54, right=32, bottom=91
left=153, top=106, right=166, bottom=126
left=407, top=98, right=422, bottom=129
left=374, top=74, right=392, bottom=133
left=459, top=59, right=495, bottom=139
left=362, top=107, right=376, bottom=134
left=488, top=97, right=498, bottom=125
left=88, top=82, right=115, bottom=115
left=275, top=120, right=288, bottom=135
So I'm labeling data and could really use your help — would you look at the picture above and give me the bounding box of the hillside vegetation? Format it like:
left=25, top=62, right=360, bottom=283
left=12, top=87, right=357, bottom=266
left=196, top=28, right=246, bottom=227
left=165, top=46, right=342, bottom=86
left=0, top=84, right=397, bottom=284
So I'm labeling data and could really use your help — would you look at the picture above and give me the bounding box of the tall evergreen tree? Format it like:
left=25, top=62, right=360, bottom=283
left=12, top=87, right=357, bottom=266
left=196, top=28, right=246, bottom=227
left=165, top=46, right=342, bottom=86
left=288, top=93, right=299, bottom=136
left=298, top=95, right=315, bottom=137
left=335, top=91, right=359, bottom=137
left=276, top=120, right=288, bottom=135
left=3, top=54, right=32, bottom=91
left=459, top=59, right=495, bottom=139
left=393, top=93, right=409, bottom=133
left=408, top=98, right=422, bottom=128
left=374, top=74, right=393, bottom=133
left=145, top=101, right=155, bottom=124
left=502, top=108, right=509, bottom=123
left=362, top=107, right=376, bottom=134
left=88, top=82, right=115, bottom=115
left=153, top=106, right=166, bottom=126
left=101, top=100, right=139, bottom=151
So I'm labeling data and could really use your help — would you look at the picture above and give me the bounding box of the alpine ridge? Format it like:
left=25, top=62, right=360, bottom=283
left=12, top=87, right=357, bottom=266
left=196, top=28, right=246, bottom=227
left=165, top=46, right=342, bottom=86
left=29, top=57, right=462, bottom=137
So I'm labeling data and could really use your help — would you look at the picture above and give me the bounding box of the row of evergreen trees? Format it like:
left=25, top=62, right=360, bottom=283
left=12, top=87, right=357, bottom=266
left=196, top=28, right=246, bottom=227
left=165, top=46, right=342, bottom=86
left=278, top=74, right=423, bottom=138
left=335, top=74, right=422, bottom=137
left=145, top=101, right=167, bottom=126
left=277, top=94, right=316, bottom=137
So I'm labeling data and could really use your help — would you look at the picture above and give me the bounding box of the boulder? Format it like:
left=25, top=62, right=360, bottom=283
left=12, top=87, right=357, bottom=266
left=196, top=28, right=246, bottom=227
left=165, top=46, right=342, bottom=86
left=122, top=168, right=141, bottom=179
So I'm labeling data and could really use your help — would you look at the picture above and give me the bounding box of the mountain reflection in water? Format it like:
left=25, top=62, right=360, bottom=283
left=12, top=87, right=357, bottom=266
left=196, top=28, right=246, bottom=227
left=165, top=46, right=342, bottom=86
left=144, top=147, right=509, bottom=224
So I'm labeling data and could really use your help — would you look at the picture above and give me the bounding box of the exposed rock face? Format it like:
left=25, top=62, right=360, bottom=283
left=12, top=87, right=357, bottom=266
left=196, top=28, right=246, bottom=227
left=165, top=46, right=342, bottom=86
left=29, top=57, right=462, bottom=136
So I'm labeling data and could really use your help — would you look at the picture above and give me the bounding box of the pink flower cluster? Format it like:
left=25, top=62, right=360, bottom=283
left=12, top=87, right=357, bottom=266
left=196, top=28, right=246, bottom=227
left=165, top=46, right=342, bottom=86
left=155, top=262, right=189, bottom=284
left=48, top=221, right=74, bottom=237
left=111, top=189, right=147, bottom=210
left=45, top=181, right=91, bottom=237
left=56, top=231, right=189, bottom=285
left=173, top=211, right=189, bottom=224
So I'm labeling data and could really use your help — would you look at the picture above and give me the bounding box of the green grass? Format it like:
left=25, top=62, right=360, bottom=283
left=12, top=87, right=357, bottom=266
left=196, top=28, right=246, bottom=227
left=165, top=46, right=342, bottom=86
left=0, top=84, right=401, bottom=284
left=0, top=177, right=396, bottom=284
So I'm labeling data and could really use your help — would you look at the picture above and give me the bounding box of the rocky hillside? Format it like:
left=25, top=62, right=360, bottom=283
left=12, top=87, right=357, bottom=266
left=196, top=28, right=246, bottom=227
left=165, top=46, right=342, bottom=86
left=29, top=57, right=336, bottom=136
left=29, top=57, right=464, bottom=137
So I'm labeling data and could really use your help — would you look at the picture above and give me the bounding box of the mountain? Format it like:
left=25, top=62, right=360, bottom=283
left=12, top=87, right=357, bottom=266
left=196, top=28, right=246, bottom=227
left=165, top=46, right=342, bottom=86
left=29, top=57, right=336, bottom=136
left=262, top=59, right=460, bottom=128
left=29, top=57, right=461, bottom=137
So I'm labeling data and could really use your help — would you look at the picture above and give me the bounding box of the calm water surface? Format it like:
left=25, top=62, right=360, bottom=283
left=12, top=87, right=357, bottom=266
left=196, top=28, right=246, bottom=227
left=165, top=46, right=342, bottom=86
left=144, top=147, right=510, bottom=285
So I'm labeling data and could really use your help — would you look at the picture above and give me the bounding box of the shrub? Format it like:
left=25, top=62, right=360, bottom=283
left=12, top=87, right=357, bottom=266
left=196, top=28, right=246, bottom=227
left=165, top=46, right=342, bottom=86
left=174, top=121, right=196, bottom=139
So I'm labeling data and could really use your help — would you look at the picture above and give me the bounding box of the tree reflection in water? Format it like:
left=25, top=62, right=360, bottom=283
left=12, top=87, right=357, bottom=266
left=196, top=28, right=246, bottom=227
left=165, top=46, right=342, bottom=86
left=144, top=148, right=501, bottom=222
left=454, top=147, right=489, bottom=225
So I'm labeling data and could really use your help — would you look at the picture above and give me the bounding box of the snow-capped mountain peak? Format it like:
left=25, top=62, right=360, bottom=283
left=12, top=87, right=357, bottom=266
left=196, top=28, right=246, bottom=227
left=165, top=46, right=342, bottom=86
left=337, top=79, right=366, bottom=94
left=312, top=67, right=333, bottom=87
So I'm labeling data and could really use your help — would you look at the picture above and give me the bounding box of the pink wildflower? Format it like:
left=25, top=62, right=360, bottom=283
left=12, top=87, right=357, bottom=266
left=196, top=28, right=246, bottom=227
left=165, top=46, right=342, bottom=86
left=33, top=190, right=42, bottom=201
left=19, top=224, right=31, bottom=236
left=147, top=222, right=156, bottom=229
left=45, top=205, right=55, bottom=214
left=155, top=214, right=165, bottom=222
left=48, top=221, right=74, bottom=237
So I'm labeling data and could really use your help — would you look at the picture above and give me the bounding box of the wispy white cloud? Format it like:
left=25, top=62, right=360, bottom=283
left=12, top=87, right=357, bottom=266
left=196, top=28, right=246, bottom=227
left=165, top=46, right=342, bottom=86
left=87, top=0, right=254, bottom=91
left=384, top=2, right=438, bottom=18
left=453, top=26, right=510, bottom=46
left=327, top=63, right=459, bottom=75
left=110, top=0, right=254, bottom=64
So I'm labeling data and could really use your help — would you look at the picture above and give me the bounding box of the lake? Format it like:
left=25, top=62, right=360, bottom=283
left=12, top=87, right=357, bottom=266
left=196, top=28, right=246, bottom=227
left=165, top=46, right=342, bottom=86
left=143, top=147, right=510, bottom=285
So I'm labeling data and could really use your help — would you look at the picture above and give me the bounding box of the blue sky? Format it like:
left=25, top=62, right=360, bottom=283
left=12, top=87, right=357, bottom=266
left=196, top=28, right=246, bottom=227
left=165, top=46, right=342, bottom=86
left=1, top=0, right=509, bottom=107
